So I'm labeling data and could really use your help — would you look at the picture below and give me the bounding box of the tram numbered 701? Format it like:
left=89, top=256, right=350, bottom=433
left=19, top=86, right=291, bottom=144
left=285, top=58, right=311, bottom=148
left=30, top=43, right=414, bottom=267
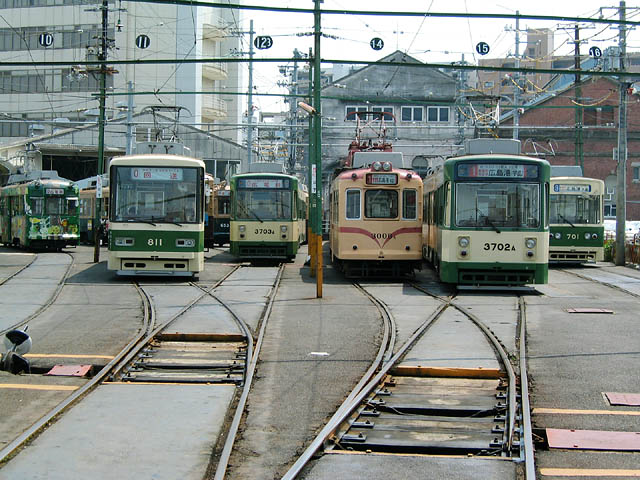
left=423, top=153, right=551, bottom=286
left=549, top=176, right=604, bottom=263
left=107, top=154, right=205, bottom=277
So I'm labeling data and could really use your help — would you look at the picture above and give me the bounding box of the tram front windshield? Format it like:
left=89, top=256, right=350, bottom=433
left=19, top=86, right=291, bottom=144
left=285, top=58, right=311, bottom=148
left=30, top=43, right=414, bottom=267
left=235, top=189, right=291, bottom=220
left=455, top=183, right=540, bottom=228
left=550, top=194, right=600, bottom=225
left=112, top=166, right=201, bottom=223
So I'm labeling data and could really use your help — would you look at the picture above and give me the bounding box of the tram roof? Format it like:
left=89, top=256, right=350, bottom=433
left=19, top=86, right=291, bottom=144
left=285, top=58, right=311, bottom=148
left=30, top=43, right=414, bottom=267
left=109, top=154, right=205, bottom=168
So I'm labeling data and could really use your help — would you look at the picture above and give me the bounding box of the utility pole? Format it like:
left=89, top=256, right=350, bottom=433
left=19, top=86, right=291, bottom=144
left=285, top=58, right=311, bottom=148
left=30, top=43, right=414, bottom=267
left=615, top=0, right=628, bottom=266
left=288, top=49, right=302, bottom=169
left=513, top=11, right=520, bottom=140
left=247, top=19, right=255, bottom=165
left=574, top=24, right=584, bottom=170
left=93, top=0, right=108, bottom=263
left=313, top=0, right=323, bottom=297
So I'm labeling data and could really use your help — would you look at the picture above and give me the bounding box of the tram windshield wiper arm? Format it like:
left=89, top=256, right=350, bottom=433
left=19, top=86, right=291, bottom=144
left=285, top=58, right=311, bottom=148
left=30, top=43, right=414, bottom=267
left=559, top=214, right=575, bottom=227
left=129, top=219, right=157, bottom=226
left=238, top=201, right=264, bottom=223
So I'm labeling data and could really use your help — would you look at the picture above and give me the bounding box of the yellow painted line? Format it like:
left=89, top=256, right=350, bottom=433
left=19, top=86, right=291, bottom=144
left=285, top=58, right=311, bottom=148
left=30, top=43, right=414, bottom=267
left=534, top=408, right=640, bottom=416
left=25, top=354, right=114, bottom=359
left=541, top=468, right=640, bottom=477
left=0, top=384, right=79, bottom=391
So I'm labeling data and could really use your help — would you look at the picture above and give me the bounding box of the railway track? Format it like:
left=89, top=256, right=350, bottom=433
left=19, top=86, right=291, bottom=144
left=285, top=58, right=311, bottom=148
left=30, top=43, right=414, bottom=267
left=282, top=282, right=535, bottom=479
left=0, top=263, right=285, bottom=480
left=0, top=251, right=74, bottom=337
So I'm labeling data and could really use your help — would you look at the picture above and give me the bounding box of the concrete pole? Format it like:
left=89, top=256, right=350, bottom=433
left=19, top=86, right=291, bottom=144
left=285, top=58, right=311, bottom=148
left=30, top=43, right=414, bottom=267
left=513, top=11, right=520, bottom=140
left=247, top=19, right=254, bottom=165
left=93, top=0, right=108, bottom=263
left=615, top=1, right=628, bottom=266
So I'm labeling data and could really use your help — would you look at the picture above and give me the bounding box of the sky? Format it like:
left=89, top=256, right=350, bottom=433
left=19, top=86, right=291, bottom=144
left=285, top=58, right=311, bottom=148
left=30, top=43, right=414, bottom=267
left=232, top=1, right=640, bottom=112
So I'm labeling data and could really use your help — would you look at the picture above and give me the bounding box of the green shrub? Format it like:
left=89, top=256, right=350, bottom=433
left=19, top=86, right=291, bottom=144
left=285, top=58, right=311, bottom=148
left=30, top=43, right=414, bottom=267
left=604, top=239, right=615, bottom=262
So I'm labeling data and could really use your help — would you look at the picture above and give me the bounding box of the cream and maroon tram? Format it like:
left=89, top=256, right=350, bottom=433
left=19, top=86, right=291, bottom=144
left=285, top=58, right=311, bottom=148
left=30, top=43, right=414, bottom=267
left=329, top=152, right=423, bottom=277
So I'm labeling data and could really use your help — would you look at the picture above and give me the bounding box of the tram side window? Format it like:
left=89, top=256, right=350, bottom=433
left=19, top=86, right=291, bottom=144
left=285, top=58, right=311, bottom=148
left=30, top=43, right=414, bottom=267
left=67, top=198, right=78, bottom=215
left=345, top=189, right=361, bottom=220
left=365, top=190, right=398, bottom=219
left=402, top=189, right=417, bottom=220
left=31, top=197, right=44, bottom=215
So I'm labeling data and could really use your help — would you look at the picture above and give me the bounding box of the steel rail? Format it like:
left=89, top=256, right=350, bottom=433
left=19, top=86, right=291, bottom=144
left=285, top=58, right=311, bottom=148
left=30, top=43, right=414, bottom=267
left=0, top=264, right=240, bottom=464
left=559, top=267, right=640, bottom=299
left=281, top=288, right=447, bottom=480
left=109, top=266, right=241, bottom=380
left=0, top=278, right=152, bottom=464
left=195, top=288, right=253, bottom=386
left=518, top=297, right=536, bottom=479
left=452, top=302, right=517, bottom=455
left=0, top=252, right=37, bottom=287
left=213, top=263, right=285, bottom=480
left=0, top=252, right=74, bottom=336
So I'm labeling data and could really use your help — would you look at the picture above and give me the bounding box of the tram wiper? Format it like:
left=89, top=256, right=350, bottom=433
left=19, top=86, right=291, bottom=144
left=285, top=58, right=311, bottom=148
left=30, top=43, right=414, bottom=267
left=131, top=219, right=157, bottom=226
left=238, top=202, right=264, bottom=223
left=559, top=214, right=575, bottom=227
left=476, top=208, right=500, bottom=233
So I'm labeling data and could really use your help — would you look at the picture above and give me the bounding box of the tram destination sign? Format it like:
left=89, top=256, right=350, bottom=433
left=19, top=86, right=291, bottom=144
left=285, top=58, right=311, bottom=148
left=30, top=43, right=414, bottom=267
left=239, top=178, right=287, bottom=189
left=457, top=163, right=539, bottom=179
left=131, top=167, right=183, bottom=181
left=366, top=173, right=397, bottom=185
left=554, top=184, right=592, bottom=193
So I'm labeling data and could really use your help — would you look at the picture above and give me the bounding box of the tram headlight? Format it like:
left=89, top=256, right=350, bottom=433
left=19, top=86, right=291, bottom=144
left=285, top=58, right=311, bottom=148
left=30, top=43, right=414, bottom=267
left=372, top=161, right=382, bottom=171
left=280, top=225, right=288, bottom=233
left=239, top=225, right=246, bottom=233
left=584, top=233, right=592, bottom=240
left=554, top=232, right=562, bottom=240
left=458, top=236, right=469, bottom=247
left=592, top=233, right=598, bottom=239
left=382, top=161, right=392, bottom=171
left=115, top=237, right=134, bottom=247
left=525, top=238, right=537, bottom=249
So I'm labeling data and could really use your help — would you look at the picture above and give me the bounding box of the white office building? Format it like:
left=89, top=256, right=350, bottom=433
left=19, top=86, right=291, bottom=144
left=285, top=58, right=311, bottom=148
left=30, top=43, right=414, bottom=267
left=0, top=0, right=245, bottom=145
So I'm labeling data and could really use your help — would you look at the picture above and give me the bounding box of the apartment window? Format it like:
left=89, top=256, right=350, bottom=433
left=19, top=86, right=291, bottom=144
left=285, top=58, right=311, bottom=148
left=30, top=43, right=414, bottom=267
left=633, top=163, right=640, bottom=182
left=427, top=106, right=449, bottom=123
left=604, top=204, right=616, bottom=218
left=401, top=106, right=423, bottom=122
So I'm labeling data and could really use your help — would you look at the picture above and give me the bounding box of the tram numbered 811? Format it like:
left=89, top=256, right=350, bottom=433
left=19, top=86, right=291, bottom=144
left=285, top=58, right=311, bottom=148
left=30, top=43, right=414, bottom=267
left=229, top=172, right=308, bottom=260
left=0, top=172, right=79, bottom=250
left=549, top=176, right=604, bottom=263
left=107, top=154, right=205, bottom=277
left=423, top=154, right=551, bottom=286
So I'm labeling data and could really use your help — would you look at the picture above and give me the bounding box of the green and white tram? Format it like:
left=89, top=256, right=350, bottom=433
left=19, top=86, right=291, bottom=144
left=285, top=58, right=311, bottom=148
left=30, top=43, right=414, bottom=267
left=229, top=172, right=308, bottom=260
left=549, top=177, right=604, bottom=263
left=0, top=171, right=79, bottom=250
left=423, top=153, right=550, bottom=286
left=107, top=154, right=205, bottom=277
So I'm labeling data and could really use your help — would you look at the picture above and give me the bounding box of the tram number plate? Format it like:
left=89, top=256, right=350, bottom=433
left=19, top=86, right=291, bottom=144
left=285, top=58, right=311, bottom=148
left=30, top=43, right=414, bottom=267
left=255, top=228, right=275, bottom=235
left=483, top=242, right=515, bottom=251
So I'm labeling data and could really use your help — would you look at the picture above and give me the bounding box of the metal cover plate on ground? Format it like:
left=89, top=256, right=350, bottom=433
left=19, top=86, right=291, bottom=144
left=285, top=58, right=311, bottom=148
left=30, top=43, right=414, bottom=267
left=46, top=364, right=92, bottom=377
left=547, top=428, right=640, bottom=451
left=606, top=392, right=640, bottom=406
